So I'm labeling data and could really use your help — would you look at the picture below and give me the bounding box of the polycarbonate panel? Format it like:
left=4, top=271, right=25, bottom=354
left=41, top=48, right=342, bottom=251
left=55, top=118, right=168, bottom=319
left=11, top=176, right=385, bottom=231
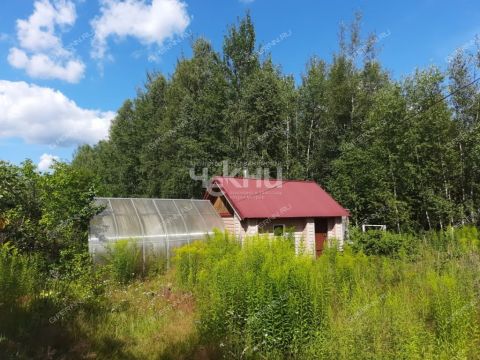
left=201, top=213, right=225, bottom=231
left=162, top=212, right=188, bottom=236
left=173, top=199, right=195, bottom=213
left=143, top=238, right=167, bottom=254
left=175, top=199, right=208, bottom=234
left=89, top=198, right=225, bottom=261
left=131, top=199, right=165, bottom=236
left=110, top=199, right=142, bottom=238
left=89, top=198, right=116, bottom=240
left=153, top=199, right=179, bottom=215
left=193, top=200, right=218, bottom=215
left=168, top=237, right=191, bottom=252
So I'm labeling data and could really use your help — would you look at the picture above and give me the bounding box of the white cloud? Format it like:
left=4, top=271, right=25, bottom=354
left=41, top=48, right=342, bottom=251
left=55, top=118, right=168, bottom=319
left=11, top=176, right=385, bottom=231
left=8, top=48, right=85, bottom=83
left=0, top=80, right=115, bottom=146
left=16, top=0, right=75, bottom=53
left=8, top=0, right=85, bottom=83
left=91, top=0, right=190, bottom=59
left=38, top=153, right=60, bottom=171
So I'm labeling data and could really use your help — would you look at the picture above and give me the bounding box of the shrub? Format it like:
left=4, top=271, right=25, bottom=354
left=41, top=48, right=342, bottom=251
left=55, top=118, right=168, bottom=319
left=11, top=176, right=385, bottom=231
left=349, top=227, right=416, bottom=257
left=0, top=160, right=100, bottom=261
left=47, top=246, right=106, bottom=304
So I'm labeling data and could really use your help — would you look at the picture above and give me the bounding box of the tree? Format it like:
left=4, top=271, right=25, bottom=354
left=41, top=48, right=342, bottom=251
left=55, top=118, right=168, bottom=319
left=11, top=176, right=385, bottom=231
left=69, top=12, right=480, bottom=232
left=0, top=161, right=99, bottom=260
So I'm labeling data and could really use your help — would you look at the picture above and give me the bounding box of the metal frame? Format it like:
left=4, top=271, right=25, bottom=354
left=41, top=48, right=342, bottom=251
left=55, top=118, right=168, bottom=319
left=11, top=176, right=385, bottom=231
left=362, top=224, right=387, bottom=232
left=152, top=199, right=170, bottom=269
left=130, top=198, right=146, bottom=273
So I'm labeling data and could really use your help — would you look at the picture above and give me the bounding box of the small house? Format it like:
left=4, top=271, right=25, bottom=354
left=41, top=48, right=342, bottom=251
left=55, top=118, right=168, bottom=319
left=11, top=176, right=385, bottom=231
left=204, top=176, right=349, bottom=256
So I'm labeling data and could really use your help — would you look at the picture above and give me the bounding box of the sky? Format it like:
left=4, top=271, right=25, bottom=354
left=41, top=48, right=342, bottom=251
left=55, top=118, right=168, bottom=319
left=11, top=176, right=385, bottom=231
left=0, top=0, right=479, bottom=171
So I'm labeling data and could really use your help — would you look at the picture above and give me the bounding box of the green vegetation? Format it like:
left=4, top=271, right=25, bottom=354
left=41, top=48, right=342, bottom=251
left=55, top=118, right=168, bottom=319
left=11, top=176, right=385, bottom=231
left=105, top=239, right=143, bottom=284
left=72, top=12, right=480, bottom=232
left=0, top=242, right=198, bottom=359
left=0, top=160, right=99, bottom=260
left=0, top=157, right=479, bottom=358
left=2, top=229, right=479, bottom=359
left=3, top=11, right=480, bottom=360
left=0, top=243, right=40, bottom=307
left=176, top=230, right=480, bottom=359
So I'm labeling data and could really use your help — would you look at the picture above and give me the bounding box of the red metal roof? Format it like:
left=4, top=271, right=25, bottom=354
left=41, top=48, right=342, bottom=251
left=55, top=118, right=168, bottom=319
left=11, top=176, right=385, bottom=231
left=207, top=176, right=349, bottom=220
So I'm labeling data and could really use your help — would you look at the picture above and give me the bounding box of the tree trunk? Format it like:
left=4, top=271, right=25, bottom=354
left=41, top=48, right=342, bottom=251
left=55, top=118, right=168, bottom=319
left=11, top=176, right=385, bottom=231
left=306, top=110, right=315, bottom=178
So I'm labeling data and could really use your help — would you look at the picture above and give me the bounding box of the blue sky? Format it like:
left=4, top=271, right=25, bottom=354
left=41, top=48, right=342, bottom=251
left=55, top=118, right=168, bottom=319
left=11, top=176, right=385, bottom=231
left=0, top=0, right=479, bottom=170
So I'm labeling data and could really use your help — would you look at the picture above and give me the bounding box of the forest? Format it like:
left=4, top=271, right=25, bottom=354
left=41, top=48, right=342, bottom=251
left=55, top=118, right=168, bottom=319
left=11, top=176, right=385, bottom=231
left=2, top=12, right=480, bottom=360
left=72, top=13, right=480, bottom=232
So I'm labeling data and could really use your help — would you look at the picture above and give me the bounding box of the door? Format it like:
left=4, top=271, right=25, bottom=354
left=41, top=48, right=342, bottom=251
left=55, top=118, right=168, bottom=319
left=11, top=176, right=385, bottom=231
left=314, top=218, right=328, bottom=257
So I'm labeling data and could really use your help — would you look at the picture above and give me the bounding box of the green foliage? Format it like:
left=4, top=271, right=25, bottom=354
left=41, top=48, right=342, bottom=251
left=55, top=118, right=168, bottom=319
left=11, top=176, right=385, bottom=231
left=102, top=240, right=171, bottom=284
left=349, top=228, right=416, bottom=257
left=48, top=246, right=106, bottom=303
left=0, top=160, right=100, bottom=261
left=70, top=12, right=480, bottom=231
left=2, top=225, right=480, bottom=359
left=0, top=242, right=41, bottom=306
left=144, top=251, right=168, bottom=277
left=175, top=240, right=208, bottom=289
left=176, top=229, right=480, bottom=359
left=175, top=230, right=240, bottom=289
left=176, top=233, right=322, bottom=357
left=104, top=239, right=143, bottom=284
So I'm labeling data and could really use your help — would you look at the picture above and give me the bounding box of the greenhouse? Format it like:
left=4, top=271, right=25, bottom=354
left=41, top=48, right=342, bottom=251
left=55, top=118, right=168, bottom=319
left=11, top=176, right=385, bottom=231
left=88, top=197, right=225, bottom=261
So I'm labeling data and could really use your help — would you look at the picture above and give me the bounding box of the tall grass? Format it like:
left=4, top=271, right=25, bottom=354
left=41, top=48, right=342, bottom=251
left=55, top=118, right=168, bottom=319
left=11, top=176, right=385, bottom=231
left=105, top=239, right=143, bottom=283
left=0, top=240, right=195, bottom=359
left=2, top=228, right=480, bottom=359
left=175, top=228, right=480, bottom=359
left=104, top=239, right=169, bottom=283
left=0, top=242, right=41, bottom=306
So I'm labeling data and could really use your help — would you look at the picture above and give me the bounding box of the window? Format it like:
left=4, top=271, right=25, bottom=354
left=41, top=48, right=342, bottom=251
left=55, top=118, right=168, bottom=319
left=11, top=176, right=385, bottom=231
left=273, top=224, right=285, bottom=236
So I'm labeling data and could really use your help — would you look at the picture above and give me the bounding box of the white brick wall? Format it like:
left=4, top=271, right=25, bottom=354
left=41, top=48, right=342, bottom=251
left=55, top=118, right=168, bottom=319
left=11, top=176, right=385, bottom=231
left=327, top=216, right=345, bottom=248
left=222, top=217, right=235, bottom=234
left=246, top=219, right=259, bottom=236
left=303, top=218, right=315, bottom=256
left=229, top=216, right=346, bottom=255
left=233, top=214, right=245, bottom=241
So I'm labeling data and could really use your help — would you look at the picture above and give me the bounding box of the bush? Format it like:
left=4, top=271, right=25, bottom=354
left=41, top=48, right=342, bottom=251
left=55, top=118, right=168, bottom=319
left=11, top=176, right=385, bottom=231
left=349, top=227, right=416, bottom=257
left=47, top=246, right=106, bottom=304
left=0, top=160, right=101, bottom=262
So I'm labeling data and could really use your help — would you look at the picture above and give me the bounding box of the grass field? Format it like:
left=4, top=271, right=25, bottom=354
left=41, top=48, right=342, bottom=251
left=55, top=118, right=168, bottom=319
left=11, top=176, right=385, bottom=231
left=0, top=271, right=202, bottom=359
